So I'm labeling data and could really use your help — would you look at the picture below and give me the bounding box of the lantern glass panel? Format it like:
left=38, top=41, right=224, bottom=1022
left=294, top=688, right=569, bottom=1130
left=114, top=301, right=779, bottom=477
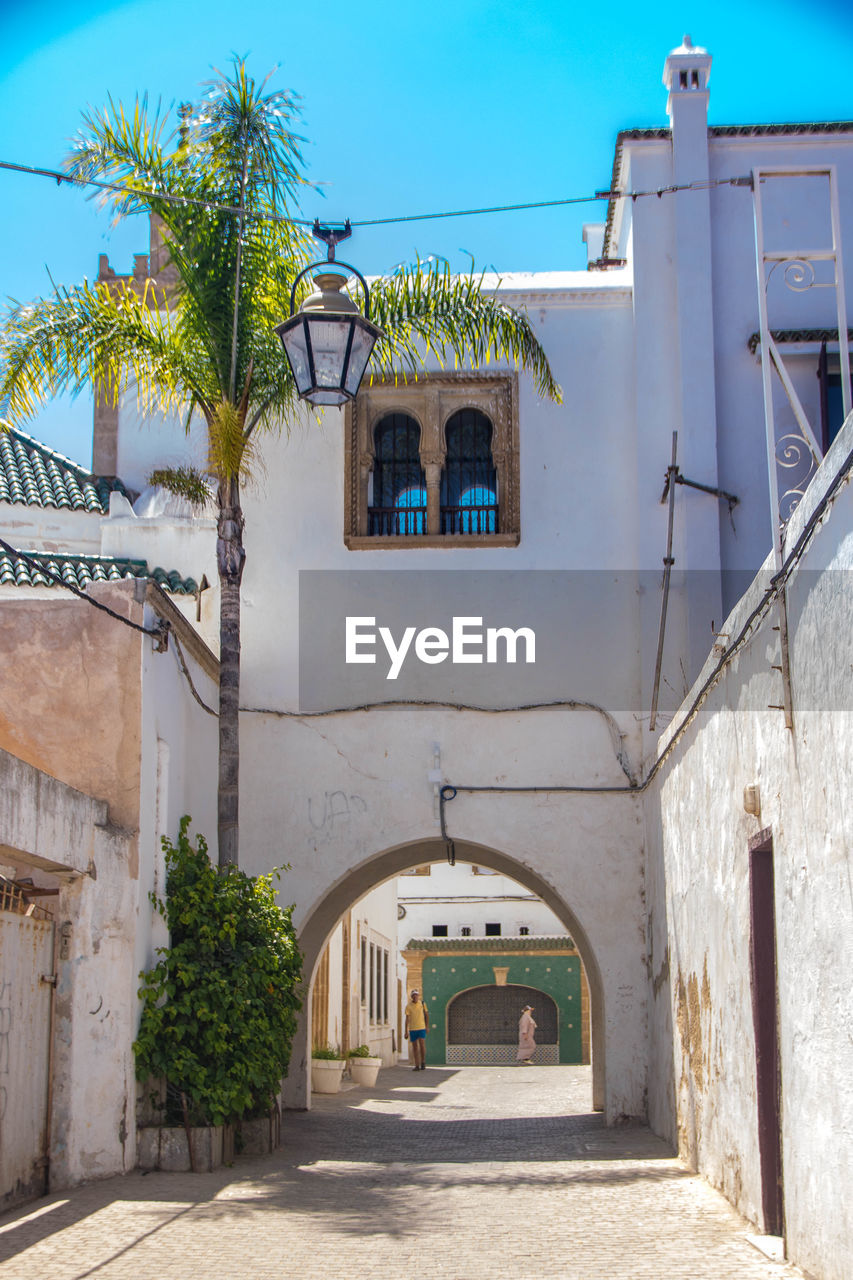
left=281, top=320, right=312, bottom=394
left=306, top=316, right=351, bottom=388
left=344, top=321, right=378, bottom=396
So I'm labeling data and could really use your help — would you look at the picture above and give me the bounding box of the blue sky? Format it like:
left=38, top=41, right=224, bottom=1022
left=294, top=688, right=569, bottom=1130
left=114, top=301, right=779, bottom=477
left=1, top=0, right=852, bottom=464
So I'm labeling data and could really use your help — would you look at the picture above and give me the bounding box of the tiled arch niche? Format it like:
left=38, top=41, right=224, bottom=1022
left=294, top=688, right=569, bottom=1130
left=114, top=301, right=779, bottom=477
left=344, top=372, right=520, bottom=548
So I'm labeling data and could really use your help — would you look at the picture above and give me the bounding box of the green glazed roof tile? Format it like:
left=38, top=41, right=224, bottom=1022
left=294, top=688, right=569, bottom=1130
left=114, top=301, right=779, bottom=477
left=0, top=424, right=130, bottom=514
left=405, top=936, right=576, bottom=952
left=0, top=551, right=198, bottom=595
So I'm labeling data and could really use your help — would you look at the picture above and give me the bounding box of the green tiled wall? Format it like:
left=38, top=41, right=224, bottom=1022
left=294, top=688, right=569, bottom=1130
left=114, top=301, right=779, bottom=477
left=420, top=953, right=582, bottom=1065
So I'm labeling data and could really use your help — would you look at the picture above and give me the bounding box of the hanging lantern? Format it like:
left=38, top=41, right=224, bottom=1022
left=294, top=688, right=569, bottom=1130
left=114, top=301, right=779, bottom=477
left=275, top=220, right=382, bottom=407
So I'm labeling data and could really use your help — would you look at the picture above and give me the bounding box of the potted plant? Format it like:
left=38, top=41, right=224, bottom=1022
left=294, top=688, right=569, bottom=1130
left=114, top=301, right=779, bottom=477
left=347, top=1045, right=383, bottom=1088
left=311, top=1045, right=345, bottom=1094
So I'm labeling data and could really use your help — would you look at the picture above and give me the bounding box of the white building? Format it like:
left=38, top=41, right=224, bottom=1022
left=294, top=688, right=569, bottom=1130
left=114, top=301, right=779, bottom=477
left=0, top=35, right=851, bottom=1280
left=398, top=860, right=564, bottom=941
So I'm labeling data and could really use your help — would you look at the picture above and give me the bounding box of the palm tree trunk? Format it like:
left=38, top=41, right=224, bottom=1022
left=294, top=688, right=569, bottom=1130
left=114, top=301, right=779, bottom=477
left=217, top=480, right=245, bottom=868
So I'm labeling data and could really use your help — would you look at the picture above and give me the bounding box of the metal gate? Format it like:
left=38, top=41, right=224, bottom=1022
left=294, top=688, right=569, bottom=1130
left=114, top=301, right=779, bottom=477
left=446, top=985, right=559, bottom=1065
left=0, top=898, right=55, bottom=1211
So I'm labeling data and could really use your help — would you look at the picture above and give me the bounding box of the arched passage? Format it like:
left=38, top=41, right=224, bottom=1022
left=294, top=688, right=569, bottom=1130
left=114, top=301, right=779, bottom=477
left=285, top=836, right=606, bottom=1112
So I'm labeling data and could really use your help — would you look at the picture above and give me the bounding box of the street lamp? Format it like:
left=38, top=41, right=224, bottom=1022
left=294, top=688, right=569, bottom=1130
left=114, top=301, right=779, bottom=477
left=275, top=220, right=382, bottom=407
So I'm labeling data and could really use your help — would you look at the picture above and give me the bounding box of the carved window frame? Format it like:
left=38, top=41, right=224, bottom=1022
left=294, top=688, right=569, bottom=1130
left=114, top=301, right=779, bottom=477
left=344, top=372, right=520, bottom=548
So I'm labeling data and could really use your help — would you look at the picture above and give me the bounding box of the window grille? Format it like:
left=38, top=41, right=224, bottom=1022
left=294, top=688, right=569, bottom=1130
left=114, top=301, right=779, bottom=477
left=432, top=924, right=448, bottom=937
left=370, top=413, right=427, bottom=535
left=448, top=986, right=559, bottom=1044
left=441, top=409, right=498, bottom=534
left=485, top=922, right=501, bottom=937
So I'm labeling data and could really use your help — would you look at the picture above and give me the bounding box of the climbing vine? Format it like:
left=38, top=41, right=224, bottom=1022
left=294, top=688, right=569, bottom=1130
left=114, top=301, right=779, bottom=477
left=134, top=817, right=303, bottom=1126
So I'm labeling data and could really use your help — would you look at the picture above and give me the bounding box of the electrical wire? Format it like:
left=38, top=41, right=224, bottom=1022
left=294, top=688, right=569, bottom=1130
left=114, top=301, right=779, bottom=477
left=0, top=536, right=162, bottom=638
left=0, top=534, right=222, bottom=717
left=172, top=631, right=217, bottom=717
left=0, top=156, right=753, bottom=234
left=438, top=431, right=853, bottom=848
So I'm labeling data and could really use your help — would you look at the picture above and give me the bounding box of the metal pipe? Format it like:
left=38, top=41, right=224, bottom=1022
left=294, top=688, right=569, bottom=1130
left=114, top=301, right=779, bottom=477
left=752, top=167, right=794, bottom=729
left=42, top=913, right=59, bottom=1191
left=650, top=432, right=678, bottom=732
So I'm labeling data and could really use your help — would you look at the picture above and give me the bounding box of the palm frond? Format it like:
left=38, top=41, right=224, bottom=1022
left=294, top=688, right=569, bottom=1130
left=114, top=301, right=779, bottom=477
left=149, top=466, right=214, bottom=507
left=367, top=261, right=562, bottom=403
left=0, top=279, right=211, bottom=423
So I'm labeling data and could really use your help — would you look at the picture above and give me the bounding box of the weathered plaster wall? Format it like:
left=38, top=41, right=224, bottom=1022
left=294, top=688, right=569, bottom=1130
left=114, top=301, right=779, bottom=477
left=0, top=582, right=145, bottom=837
left=0, top=501, right=102, bottom=555
left=0, top=581, right=218, bottom=1190
left=646, top=417, right=853, bottom=1280
left=0, top=748, right=137, bottom=1190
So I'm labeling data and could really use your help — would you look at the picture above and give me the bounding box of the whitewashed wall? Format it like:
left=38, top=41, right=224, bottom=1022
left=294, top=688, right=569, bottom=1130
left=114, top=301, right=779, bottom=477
left=646, top=414, right=853, bottom=1280
left=397, top=860, right=566, bottom=942
left=313, top=881, right=400, bottom=1064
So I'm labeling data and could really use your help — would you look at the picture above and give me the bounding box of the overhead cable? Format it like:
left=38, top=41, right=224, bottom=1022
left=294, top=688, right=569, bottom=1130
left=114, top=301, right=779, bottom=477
left=0, top=156, right=753, bottom=233
left=0, top=536, right=162, bottom=638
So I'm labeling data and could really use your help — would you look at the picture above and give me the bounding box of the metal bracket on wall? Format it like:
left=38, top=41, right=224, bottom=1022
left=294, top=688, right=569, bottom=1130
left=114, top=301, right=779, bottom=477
left=660, top=468, right=739, bottom=514
left=649, top=436, right=739, bottom=732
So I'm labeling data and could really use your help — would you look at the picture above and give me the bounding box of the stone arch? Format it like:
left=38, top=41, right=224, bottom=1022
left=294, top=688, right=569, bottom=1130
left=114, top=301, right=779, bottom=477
left=285, top=836, right=605, bottom=1112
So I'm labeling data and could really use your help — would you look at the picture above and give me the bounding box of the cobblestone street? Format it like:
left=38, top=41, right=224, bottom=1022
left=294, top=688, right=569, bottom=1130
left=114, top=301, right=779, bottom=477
left=0, top=1066, right=806, bottom=1280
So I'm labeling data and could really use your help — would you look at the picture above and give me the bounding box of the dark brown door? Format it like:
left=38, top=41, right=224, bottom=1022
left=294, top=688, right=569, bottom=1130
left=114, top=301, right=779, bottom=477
left=749, top=835, right=784, bottom=1236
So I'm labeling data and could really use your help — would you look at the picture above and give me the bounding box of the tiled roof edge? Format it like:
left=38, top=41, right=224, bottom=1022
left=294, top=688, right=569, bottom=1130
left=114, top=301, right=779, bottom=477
left=747, top=327, right=853, bottom=355
left=2, top=423, right=100, bottom=482
left=603, top=120, right=853, bottom=258
left=0, top=549, right=198, bottom=596
left=404, top=936, right=576, bottom=952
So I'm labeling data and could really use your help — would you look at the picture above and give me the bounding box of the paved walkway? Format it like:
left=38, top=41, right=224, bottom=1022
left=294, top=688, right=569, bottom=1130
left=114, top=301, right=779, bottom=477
left=0, top=1065, right=805, bottom=1280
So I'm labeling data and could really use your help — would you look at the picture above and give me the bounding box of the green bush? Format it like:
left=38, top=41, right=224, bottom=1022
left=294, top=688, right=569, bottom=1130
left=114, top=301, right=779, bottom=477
left=134, top=817, right=303, bottom=1126
left=311, top=1044, right=343, bottom=1060
left=346, top=1044, right=373, bottom=1058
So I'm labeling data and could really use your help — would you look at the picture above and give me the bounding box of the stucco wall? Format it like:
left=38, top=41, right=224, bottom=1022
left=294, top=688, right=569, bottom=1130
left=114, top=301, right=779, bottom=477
left=0, top=581, right=219, bottom=1191
left=241, top=703, right=646, bottom=1121
left=646, top=415, right=853, bottom=1280
left=0, top=748, right=137, bottom=1190
left=0, top=583, right=145, bottom=838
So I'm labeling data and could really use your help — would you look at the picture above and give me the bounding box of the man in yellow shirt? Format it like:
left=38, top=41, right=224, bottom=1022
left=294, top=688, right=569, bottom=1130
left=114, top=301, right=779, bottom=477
left=404, top=988, right=429, bottom=1070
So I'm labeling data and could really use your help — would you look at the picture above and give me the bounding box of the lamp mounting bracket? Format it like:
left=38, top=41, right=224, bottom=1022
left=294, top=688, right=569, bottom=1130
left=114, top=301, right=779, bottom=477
left=312, top=219, right=352, bottom=262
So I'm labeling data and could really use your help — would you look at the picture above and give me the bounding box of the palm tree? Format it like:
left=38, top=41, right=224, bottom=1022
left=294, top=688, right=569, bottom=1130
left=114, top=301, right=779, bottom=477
left=0, top=60, right=561, bottom=869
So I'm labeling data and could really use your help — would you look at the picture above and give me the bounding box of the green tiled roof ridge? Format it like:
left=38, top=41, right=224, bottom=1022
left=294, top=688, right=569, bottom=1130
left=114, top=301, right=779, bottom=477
left=405, top=936, right=576, bottom=951
left=0, top=548, right=198, bottom=595
left=0, top=422, right=130, bottom=514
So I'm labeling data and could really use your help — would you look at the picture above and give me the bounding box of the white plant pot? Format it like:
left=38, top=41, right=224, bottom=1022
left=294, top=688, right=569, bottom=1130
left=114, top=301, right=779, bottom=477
left=348, top=1056, right=382, bottom=1087
left=311, top=1058, right=345, bottom=1094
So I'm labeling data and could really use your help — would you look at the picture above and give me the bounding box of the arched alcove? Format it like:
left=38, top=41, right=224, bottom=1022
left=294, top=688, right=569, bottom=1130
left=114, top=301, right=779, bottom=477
left=447, top=984, right=559, bottom=1064
left=286, top=836, right=605, bottom=1112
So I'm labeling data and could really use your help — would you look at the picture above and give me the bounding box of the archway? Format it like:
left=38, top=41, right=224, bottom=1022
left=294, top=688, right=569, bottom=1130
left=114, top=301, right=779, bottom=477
left=286, top=836, right=605, bottom=1113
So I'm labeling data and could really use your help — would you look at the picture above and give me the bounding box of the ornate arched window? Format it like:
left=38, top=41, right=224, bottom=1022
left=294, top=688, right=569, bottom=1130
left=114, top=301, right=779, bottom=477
left=369, top=413, right=427, bottom=535
left=346, top=375, right=518, bottom=546
left=441, top=409, right=498, bottom=534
